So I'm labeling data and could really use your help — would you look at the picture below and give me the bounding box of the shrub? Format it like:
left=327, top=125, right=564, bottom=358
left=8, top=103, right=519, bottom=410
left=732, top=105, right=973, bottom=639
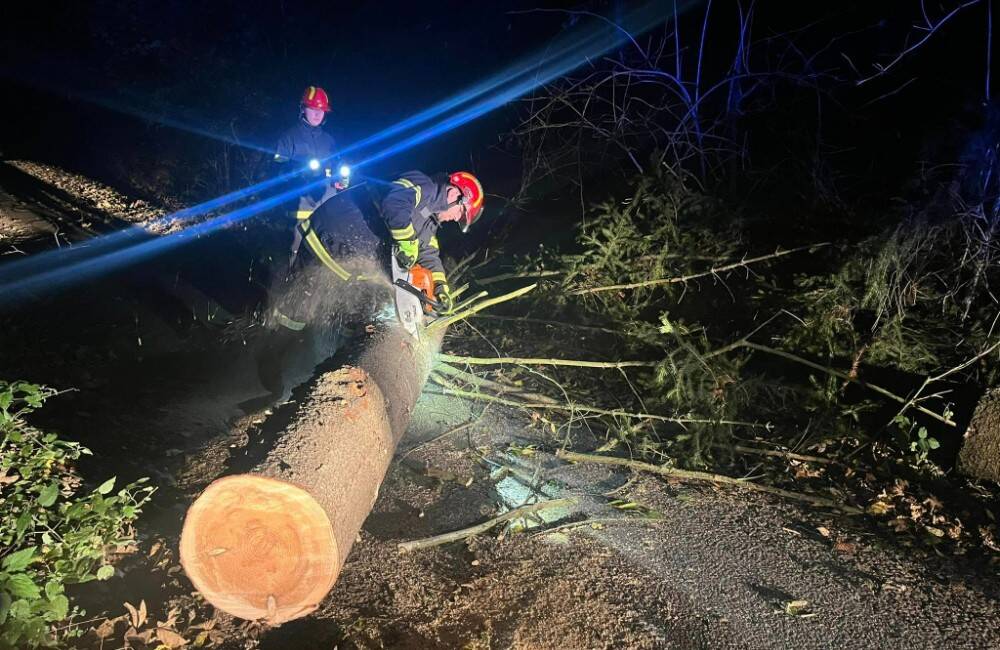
left=0, top=381, right=154, bottom=649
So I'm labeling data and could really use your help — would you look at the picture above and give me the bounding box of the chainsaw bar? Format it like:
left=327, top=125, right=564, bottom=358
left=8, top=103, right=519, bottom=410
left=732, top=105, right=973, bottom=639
left=391, top=257, right=424, bottom=339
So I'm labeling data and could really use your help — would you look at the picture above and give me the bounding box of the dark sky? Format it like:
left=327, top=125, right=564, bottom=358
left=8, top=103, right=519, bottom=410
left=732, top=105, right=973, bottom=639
left=1, top=1, right=996, bottom=201
left=0, top=1, right=617, bottom=178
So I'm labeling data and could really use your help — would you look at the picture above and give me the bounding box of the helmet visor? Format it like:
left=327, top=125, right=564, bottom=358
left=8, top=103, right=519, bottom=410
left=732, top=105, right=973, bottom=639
left=459, top=202, right=483, bottom=233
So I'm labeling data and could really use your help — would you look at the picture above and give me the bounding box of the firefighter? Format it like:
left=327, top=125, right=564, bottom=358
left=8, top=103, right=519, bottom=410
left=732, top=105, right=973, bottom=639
left=272, top=85, right=348, bottom=267
left=382, top=170, right=485, bottom=314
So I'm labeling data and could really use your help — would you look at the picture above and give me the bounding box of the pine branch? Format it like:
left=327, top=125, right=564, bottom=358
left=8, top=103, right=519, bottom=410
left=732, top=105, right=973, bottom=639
left=570, top=243, right=829, bottom=295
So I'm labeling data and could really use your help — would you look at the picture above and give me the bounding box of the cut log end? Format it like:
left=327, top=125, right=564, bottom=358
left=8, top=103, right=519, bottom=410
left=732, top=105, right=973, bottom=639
left=179, top=475, right=339, bottom=624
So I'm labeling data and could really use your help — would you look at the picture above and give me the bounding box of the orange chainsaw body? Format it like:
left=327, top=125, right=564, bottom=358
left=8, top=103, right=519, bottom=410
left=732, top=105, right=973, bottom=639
left=409, top=264, right=436, bottom=314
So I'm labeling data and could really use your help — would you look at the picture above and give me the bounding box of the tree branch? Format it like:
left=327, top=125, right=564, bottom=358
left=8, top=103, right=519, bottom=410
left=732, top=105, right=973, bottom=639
left=397, top=498, right=578, bottom=552
left=570, top=243, right=829, bottom=295
left=556, top=449, right=862, bottom=514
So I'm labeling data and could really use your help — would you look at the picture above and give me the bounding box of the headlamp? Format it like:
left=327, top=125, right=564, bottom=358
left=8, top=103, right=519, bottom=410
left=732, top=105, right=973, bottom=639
left=339, top=164, right=351, bottom=179
left=308, top=158, right=321, bottom=171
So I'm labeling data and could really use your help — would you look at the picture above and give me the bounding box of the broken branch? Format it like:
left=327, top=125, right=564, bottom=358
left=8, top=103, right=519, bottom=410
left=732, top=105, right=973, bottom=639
left=726, top=444, right=836, bottom=465
left=431, top=385, right=769, bottom=429
left=438, top=353, right=657, bottom=369
left=428, top=283, right=538, bottom=331
left=555, top=449, right=861, bottom=514
left=432, top=363, right=562, bottom=405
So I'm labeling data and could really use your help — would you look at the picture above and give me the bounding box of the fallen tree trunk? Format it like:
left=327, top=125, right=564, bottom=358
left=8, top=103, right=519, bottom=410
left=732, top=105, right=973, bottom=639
left=179, top=325, right=442, bottom=625
left=958, top=387, right=1000, bottom=482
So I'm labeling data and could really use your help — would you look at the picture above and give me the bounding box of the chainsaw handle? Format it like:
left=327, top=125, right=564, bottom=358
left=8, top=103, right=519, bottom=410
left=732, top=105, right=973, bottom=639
left=394, top=279, right=444, bottom=312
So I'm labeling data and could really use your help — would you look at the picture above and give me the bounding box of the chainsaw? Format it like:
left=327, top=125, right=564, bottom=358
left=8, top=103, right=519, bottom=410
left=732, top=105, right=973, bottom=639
left=390, top=260, right=443, bottom=339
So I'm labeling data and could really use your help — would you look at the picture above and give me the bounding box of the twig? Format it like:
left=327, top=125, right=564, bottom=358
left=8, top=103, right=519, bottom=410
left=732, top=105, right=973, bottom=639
left=432, top=363, right=562, bottom=405
left=741, top=342, right=957, bottom=426
left=397, top=497, right=577, bottom=552
left=531, top=516, right=663, bottom=537
left=856, top=1, right=981, bottom=86
left=428, top=284, right=538, bottom=331
left=556, top=449, right=862, bottom=514
left=438, top=353, right=657, bottom=370
left=475, top=270, right=563, bottom=286
left=888, top=339, right=1000, bottom=425
left=570, top=243, right=829, bottom=295
left=725, top=444, right=836, bottom=465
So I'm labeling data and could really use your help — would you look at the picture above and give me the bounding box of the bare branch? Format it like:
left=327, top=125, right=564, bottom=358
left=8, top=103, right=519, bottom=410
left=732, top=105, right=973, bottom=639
left=856, top=1, right=982, bottom=86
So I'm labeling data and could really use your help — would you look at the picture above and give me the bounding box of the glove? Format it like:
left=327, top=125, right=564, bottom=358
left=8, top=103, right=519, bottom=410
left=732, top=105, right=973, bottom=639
left=435, top=282, right=455, bottom=315
left=393, top=239, right=419, bottom=269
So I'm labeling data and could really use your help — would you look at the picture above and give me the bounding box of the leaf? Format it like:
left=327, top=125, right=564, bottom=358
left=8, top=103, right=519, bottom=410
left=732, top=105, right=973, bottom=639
left=94, top=617, right=117, bottom=639
left=155, top=627, right=188, bottom=648
left=96, top=565, right=115, bottom=581
left=15, top=512, right=31, bottom=540
left=38, top=482, right=59, bottom=507
left=2, top=547, right=36, bottom=571
left=124, top=599, right=147, bottom=629
left=0, top=591, right=10, bottom=626
left=833, top=540, right=855, bottom=554
left=48, top=594, right=69, bottom=620
left=124, top=601, right=140, bottom=629
left=44, top=580, right=62, bottom=600
left=507, top=443, right=538, bottom=457
left=867, top=500, right=891, bottom=516
left=96, top=477, right=116, bottom=495
left=784, top=599, right=811, bottom=616
left=8, top=598, right=29, bottom=621
left=6, top=573, right=41, bottom=599
left=594, top=439, right=620, bottom=453
left=923, top=496, right=944, bottom=512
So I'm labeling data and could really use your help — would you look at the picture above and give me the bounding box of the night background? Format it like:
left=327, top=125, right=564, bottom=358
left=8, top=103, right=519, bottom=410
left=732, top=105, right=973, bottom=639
left=2, top=1, right=1000, bottom=648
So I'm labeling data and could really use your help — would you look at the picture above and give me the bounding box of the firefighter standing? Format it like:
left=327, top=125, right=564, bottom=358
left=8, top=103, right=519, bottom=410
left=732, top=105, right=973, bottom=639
left=381, top=170, right=485, bottom=314
left=272, top=85, right=348, bottom=267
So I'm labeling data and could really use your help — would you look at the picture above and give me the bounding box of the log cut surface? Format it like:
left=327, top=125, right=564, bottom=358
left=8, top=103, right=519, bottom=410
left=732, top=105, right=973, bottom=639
left=179, top=474, right=338, bottom=623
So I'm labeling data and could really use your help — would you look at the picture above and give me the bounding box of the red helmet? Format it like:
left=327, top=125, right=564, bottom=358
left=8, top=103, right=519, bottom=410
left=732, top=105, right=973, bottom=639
left=449, top=171, right=484, bottom=232
left=300, top=86, right=331, bottom=112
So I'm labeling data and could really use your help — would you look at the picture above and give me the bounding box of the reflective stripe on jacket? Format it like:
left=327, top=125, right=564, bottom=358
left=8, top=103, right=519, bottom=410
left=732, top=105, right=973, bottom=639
left=381, top=170, right=449, bottom=278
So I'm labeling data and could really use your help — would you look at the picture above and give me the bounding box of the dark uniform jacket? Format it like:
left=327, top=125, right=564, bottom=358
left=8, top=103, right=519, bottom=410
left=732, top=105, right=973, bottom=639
left=381, top=171, right=450, bottom=284
left=273, top=120, right=339, bottom=216
left=274, top=119, right=337, bottom=166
